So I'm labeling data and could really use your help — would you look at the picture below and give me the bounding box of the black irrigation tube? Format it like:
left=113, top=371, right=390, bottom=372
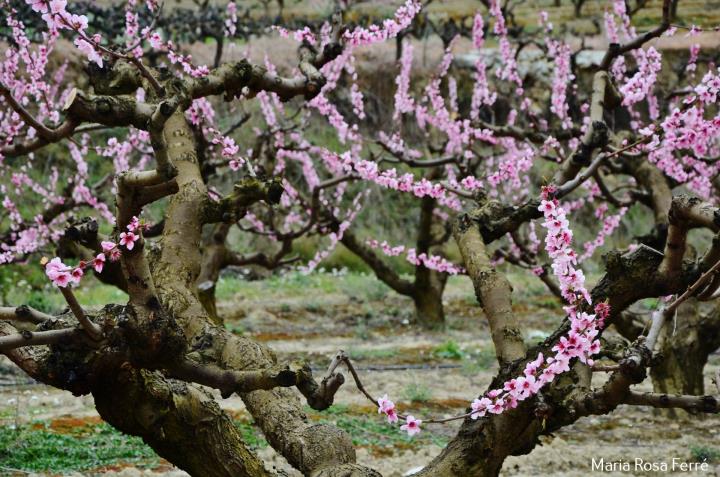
left=310, top=363, right=464, bottom=373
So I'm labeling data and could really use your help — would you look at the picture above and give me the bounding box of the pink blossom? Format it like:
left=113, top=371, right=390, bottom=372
left=344, top=0, right=422, bottom=47
left=70, top=267, right=84, bottom=285
left=119, top=231, right=139, bottom=250
left=67, top=14, right=88, bottom=30
left=400, top=415, right=422, bottom=436
left=93, top=253, right=106, bottom=273
left=377, top=394, right=393, bottom=413
left=471, top=397, right=492, bottom=419
left=74, top=38, right=103, bottom=68
left=49, top=0, right=66, bottom=14
left=148, top=32, right=163, bottom=49
left=109, top=248, right=121, bottom=261
left=45, top=257, right=72, bottom=287
left=127, top=216, right=140, bottom=232
left=27, top=0, right=48, bottom=13
left=377, top=394, right=400, bottom=423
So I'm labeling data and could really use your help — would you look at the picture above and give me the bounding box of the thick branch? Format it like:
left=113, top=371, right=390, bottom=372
left=0, top=305, right=53, bottom=325
left=623, top=391, right=718, bottom=413
left=0, top=327, right=83, bottom=352
left=453, top=214, right=526, bottom=364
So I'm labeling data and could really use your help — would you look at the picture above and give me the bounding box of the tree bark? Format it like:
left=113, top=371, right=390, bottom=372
left=412, top=273, right=447, bottom=329
left=196, top=224, right=232, bottom=325
left=93, top=369, right=271, bottom=477
left=412, top=195, right=448, bottom=329
left=650, top=299, right=720, bottom=417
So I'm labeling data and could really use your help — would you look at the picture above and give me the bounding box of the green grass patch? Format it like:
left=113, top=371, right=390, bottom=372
left=433, top=340, right=465, bottom=360
left=307, top=404, right=447, bottom=448
left=0, top=407, right=448, bottom=473
left=233, top=420, right=268, bottom=449
left=0, top=422, right=157, bottom=473
left=690, top=445, right=720, bottom=464
left=347, top=347, right=399, bottom=361
left=401, top=382, right=433, bottom=403
left=215, top=270, right=406, bottom=304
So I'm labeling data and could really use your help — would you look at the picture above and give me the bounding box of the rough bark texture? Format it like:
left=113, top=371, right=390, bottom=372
left=196, top=224, right=232, bottom=325
left=93, top=369, right=271, bottom=477
left=650, top=299, right=720, bottom=417
left=412, top=278, right=447, bottom=329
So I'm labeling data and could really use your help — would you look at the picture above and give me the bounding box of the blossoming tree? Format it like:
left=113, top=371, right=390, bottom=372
left=1, top=0, right=720, bottom=476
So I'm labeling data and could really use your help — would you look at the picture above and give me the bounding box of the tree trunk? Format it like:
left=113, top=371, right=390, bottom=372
left=650, top=298, right=720, bottom=417
left=93, top=369, right=271, bottom=477
left=572, top=0, right=585, bottom=17
left=196, top=224, right=232, bottom=326
left=413, top=193, right=448, bottom=329
left=412, top=273, right=447, bottom=329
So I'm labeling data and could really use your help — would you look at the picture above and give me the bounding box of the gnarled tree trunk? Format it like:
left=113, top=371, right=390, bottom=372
left=650, top=299, right=720, bottom=417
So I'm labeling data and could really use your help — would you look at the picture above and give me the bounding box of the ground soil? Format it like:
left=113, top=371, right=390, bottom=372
left=1, top=277, right=719, bottom=476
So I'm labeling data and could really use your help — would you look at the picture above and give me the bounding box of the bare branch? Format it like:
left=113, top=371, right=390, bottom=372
left=58, top=287, right=103, bottom=340
left=0, top=327, right=83, bottom=352
left=169, top=359, right=304, bottom=398
left=623, top=391, right=718, bottom=413
left=0, top=305, right=53, bottom=325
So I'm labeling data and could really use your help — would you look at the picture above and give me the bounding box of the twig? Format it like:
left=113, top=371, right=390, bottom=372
left=57, top=287, right=102, bottom=340
left=0, top=328, right=83, bottom=352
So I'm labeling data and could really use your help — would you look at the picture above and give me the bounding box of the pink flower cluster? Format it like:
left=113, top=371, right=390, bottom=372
left=470, top=13, right=497, bottom=118
left=26, top=0, right=104, bottom=67
left=320, top=151, right=462, bottom=211
left=545, top=35, right=573, bottom=129
left=119, top=216, right=142, bottom=251
left=465, top=189, right=606, bottom=419
left=300, top=192, right=366, bottom=274
left=580, top=207, right=628, bottom=262
left=44, top=241, right=117, bottom=288
left=365, top=240, right=464, bottom=275
left=224, top=2, right=237, bottom=37
left=343, top=0, right=422, bottom=47
left=377, top=395, right=421, bottom=436
left=44, top=257, right=84, bottom=288
left=394, top=41, right=415, bottom=119
left=272, top=25, right=317, bottom=45
left=43, top=217, right=144, bottom=287
left=619, top=47, right=662, bottom=107
left=377, top=394, right=399, bottom=423
left=642, top=88, right=720, bottom=198
left=695, top=69, right=720, bottom=104
left=489, top=0, right=522, bottom=91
